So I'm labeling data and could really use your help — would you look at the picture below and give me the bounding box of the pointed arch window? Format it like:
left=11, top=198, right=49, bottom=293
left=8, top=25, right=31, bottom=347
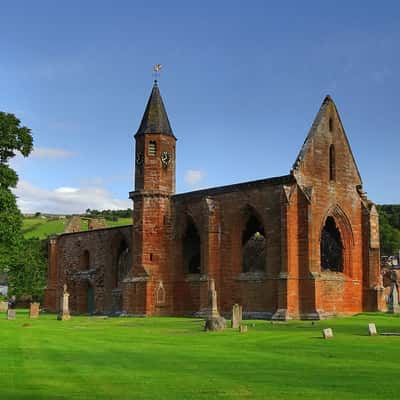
left=329, top=144, right=336, bottom=181
left=329, top=117, right=333, bottom=132
left=320, top=216, right=343, bottom=272
left=242, top=213, right=266, bottom=273
left=183, top=218, right=201, bottom=274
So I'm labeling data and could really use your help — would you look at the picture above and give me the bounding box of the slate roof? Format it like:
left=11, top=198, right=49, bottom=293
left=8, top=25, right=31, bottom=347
left=135, top=81, right=175, bottom=138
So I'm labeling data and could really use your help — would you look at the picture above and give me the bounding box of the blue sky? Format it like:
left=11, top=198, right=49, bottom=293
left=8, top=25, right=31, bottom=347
left=1, top=1, right=399, bottom=213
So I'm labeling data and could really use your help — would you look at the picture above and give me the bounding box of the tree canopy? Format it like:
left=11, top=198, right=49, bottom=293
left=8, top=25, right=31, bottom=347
left=0, top=112, right=45, bottom=300
left=377, top=205, right=400, bottom=256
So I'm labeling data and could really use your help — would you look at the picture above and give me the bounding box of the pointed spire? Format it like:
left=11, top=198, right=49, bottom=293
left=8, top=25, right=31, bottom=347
left=135, top=81, right=174, bottom=137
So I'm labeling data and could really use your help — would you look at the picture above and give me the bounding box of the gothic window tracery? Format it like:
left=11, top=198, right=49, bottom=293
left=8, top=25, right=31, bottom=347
left=320, top=216, right=343, bottom=272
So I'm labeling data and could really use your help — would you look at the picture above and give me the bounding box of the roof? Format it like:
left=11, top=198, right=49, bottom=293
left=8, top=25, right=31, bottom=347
left=292, top=95, right=362, bottom=183
left=135, top=81, right=175, bottom=138
left=172, top=174, right=294, bottom=200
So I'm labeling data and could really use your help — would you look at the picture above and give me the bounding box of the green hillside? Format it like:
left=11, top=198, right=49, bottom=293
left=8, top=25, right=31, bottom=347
left=22, top=216, right=132, bottom=240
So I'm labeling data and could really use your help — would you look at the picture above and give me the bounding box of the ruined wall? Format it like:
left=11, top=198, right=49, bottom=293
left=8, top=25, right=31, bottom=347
left=44, top=225, right=132, bottom=314
left=170, top=176, right=293, bottom=318
left=291, top=97, right=372, bottom=317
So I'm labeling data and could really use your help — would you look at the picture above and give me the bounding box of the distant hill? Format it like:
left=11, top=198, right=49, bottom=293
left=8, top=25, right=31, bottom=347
left=22, top=215, right=132, bottom=240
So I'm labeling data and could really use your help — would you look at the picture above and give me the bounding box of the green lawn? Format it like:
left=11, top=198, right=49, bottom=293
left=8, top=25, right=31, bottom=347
left=22, top=217, right=132, bottom=239
left=1, top=312, right=400, bottom=399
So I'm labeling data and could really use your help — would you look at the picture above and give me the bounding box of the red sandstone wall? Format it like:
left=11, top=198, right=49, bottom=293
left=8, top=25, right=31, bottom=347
left=292, top=97, right=371, bottom=317
left=44, top=226, right=132, bottom=314
left=171, top=180, right=287, bottom=318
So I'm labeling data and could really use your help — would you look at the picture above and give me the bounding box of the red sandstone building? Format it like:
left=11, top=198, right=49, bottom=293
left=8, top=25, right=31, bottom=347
left=44, top=81, right=385, bottom=319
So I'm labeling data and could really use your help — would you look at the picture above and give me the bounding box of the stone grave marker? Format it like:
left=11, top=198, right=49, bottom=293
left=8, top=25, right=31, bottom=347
left=388, top=283, right=400, bottom=314
left=204, top=279, right=226, bottom=331
left=57, top=284, right=71, bottom=321
left=30, top=302, right=40, bottom=319
left=231, top=304, right=243, bottom=329
left=7, top=309, right=16, bottom=320
left=322, top=328, right=333, bottom=339
left=368, top=323, right=378, bottom=336
left=239, top=324, right=248, bottom=333
left=0, top=301, right=8, bottom=312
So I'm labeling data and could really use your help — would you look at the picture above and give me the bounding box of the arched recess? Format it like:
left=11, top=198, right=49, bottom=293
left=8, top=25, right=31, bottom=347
left=241, top=206, right=266, bottom=273
left=319, top=205, right=354, bottom=275
left=183, top=216, right=201, bottom=274
left=81, top=250, right=90, bottom=270
left=113, top=239, right=129, bottom=289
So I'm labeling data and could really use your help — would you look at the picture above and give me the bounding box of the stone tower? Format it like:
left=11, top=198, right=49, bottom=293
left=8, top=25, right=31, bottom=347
left=126, top=80, right=176, bottom=315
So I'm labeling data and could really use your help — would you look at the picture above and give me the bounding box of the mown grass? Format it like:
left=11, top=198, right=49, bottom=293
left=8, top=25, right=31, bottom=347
left=22, top=217, right=132, bottom=239
left=0, top=312, right=400, bottom=399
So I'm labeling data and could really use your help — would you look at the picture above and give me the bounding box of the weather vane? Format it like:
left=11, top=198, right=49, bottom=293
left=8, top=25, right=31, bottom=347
left=153, top=64, right=162, bottom=82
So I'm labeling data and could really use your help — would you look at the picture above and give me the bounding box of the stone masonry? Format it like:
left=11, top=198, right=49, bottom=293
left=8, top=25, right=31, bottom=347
left=44, top=81, right=384, bottom=319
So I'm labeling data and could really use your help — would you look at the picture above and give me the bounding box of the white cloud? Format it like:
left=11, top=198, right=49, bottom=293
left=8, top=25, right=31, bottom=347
left=14, top=180, right=131, bottom=214
left=54, top=187, right=79, bottom=194
left=31, top=147, right=76, bottom=159
left=184, top=169, right=206, bottom=189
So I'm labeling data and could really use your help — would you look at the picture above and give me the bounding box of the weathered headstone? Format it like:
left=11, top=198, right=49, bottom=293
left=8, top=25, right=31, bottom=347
left=0, top=301, right=8, bottom=312
left=7, top=309, right=16, bottom=320
left=231, top=304, right=243, bottom=329
left=57, top=284, right=71, bottom=321
left=322, top=328, right=333, bottom=339
left=239, top=324, right=248, bottom=333
left=204, top=279, right=226, bottom=331
left=368, top=323, right=378, bottom=336
left=388, top=283, right=400, bottom=314
left=29, top=302, right=40, bottom=319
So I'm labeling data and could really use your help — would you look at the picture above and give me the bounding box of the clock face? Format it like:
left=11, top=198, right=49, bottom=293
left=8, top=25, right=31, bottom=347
left=136, top=152, right=144, bottom=166
left=160, top=151, right=171, bottom=167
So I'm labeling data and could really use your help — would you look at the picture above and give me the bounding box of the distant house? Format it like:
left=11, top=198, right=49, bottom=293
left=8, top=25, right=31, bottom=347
left=0, top=272, right=8, bottom=296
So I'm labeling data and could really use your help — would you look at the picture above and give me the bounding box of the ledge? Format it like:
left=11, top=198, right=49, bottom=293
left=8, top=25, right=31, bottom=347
left=123, top=276, right=149, bottom=283
left=235, top=272, right=267, bottom=282
left=310, top=271, right=359, bottom=282
left=184, top=273, right=208, bottom=282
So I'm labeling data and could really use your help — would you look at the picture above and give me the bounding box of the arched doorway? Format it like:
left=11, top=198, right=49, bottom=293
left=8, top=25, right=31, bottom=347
left=87, top=283, right=95, bottom=314
left=112, top=240, right=129, bottom=314
left=183, top=218, right=201, bottom=274
left=320, top=216, right=343, bottom=272
left=242, top=212, right=266, bottom=273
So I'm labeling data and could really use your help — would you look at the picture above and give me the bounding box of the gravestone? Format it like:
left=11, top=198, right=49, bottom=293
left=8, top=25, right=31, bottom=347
left=30, top=302, right=40, bottom=319
left=239, top=324, right=248, bottom=333
left=231, top=304, right=243, bottom=329
left=322, top=328, right=333, bottom=339
left=368, top=323, right=378, bottom=336
left=388, top=283, right=400, bottom=314
left=0, top=301, right=8, bottom=312
left=204, top=279, right=226, bottom=331
left=57, top=284, right=71, bottom=321
left=7, top=309, right=16, bottom=320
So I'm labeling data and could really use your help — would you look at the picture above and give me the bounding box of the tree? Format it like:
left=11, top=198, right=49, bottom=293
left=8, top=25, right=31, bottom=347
left=0, top=111, right=33, bottom=283
left=6, top=238, right=47, bottom=301
left=378, top=207, right=400, bottom=256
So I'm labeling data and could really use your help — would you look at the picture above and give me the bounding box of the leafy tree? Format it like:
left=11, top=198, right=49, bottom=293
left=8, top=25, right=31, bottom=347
left=6, top=238, right=47, bottom=301
left=377, top=205, right=400, bottom=256
left=0, top=112, right=33, bottom=293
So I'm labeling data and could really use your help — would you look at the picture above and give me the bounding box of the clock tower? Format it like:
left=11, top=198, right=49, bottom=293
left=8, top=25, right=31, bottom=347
left=127, top=80, right=176, bottom=315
